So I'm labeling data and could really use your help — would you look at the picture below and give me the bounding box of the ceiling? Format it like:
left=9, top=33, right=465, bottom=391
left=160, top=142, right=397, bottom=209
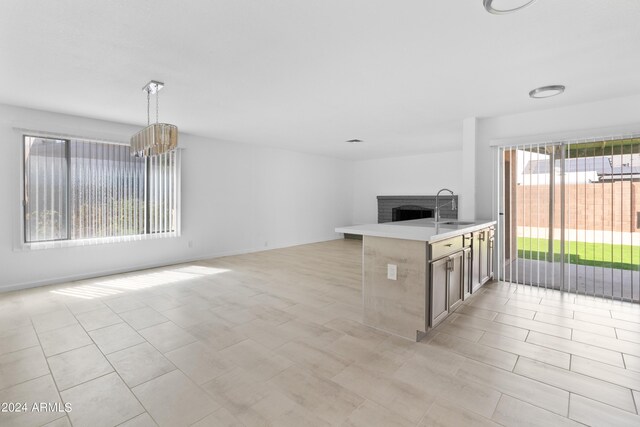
left=1, top=0, right=640, bottom=160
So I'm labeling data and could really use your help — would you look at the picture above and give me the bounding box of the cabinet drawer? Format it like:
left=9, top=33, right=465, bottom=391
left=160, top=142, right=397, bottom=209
left=430, top=236, right=463, bottom=260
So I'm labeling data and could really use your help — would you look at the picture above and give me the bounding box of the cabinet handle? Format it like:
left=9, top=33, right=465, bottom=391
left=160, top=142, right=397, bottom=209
left=447, top=259, right=454, bottom=272
left=445, top=243, right=453, bottom=247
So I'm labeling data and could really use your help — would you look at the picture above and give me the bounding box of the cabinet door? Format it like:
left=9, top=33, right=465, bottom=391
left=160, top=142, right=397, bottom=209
left=463, top=247, right=472, bottom=299
left=448, top=252, right=464, bottom=311
left=478, top=230, right=489, bottom=285
left=488, top=236, right=495, bottom=280
left=430, top=257, right=449, bottom=327
left=471, top=231, right=482, bottom=293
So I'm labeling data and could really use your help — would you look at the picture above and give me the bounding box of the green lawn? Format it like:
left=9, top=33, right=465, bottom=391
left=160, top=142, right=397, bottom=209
left=517, top=237, right=640, bottom=271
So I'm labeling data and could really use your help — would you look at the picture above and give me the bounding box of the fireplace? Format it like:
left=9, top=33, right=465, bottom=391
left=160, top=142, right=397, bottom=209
left=392, top=205, right=434, bottom=222
left=377, top=195, right=457, bottom=223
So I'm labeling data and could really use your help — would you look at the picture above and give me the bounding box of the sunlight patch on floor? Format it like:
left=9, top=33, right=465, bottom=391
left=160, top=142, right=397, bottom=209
left=49, top=265, right=230, bottom=299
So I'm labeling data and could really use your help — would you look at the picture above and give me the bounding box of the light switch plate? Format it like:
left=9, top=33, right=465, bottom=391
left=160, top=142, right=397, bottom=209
left=387, top=264, right=397, bottom=281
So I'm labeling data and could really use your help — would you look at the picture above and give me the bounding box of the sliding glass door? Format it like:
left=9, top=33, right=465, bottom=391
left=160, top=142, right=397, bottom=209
left=497, top=138, right=640, bottom=303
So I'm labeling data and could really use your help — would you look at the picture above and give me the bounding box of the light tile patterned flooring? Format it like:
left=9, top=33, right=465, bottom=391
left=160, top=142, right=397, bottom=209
left=0, top=239, right=639, bottom=426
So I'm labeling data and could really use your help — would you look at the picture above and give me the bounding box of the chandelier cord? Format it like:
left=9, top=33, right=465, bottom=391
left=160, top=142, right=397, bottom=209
left=156, top=89, right=159, bottom=124
left=146, top=89, right=150, bottom=126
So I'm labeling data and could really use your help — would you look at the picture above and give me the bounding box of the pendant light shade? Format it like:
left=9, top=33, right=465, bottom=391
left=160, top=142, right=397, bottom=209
left=130, top=80, right=179, bottom=157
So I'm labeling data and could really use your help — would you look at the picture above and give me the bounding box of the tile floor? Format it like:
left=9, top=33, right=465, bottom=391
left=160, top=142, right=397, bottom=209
left=0, top=239, right=639, bottom=426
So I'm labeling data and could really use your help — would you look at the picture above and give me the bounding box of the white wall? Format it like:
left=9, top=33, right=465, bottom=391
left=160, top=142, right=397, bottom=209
left=461, top=118, right=477, bottom=220
left=0, top=104, right=353, bottom=291
left=7, top=93, right=638, bottom=291
left=474, top=93, right=640, bottom=220
left=352, top=151, right=463, bottom=224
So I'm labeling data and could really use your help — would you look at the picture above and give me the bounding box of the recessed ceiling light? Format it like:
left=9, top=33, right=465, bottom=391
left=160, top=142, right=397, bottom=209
left=529, top=85, right=566, bottom=99
left=346, top=139, right=363, bottom=144
left=483, top=0, right=537, bottom=15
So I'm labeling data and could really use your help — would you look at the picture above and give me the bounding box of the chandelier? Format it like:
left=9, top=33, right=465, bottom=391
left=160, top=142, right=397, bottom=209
left=130, top=80, right=178, bottom=157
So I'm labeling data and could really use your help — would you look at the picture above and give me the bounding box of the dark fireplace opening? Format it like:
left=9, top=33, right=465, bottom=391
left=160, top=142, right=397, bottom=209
left=392, top=205, right=434, bottom=222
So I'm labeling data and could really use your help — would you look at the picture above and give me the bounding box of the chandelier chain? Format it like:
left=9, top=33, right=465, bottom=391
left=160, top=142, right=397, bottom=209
left=146, top=89, right=150, bottom=126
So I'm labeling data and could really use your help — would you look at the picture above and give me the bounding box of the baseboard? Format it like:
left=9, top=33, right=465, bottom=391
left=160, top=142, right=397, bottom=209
left=0, top=257, right=197, bottom=293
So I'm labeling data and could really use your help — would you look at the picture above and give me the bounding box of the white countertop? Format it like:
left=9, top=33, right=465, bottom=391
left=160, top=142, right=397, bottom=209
left=335, top=218, right=496, bottom=243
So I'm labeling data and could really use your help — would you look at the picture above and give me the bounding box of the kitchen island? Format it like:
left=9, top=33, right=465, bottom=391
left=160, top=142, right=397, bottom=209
left=336, top=218, right=496, bottom=341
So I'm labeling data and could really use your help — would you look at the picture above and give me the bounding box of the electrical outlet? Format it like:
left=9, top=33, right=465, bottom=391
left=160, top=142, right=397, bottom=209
left=188, top=240, right=193, bottom=248
left=387, top=264, right=397, bottom=281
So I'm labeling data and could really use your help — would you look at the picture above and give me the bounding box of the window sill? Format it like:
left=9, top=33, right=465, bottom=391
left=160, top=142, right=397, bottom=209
left=16, top=232, right=179, bottom=251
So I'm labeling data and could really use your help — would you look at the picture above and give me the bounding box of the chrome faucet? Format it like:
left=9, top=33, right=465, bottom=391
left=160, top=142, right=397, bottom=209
left=435, top=188, right=457, bottom=223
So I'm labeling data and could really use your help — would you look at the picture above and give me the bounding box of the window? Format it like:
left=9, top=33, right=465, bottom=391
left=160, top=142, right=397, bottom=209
left=23, top=135, right=180, bottom=245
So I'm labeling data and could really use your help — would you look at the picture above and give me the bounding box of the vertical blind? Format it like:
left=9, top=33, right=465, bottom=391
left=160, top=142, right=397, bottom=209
left=23, top=135, right=180, bottom=246
left=23, top=137, right=69, bottom=242
left=497, top=138, right=640, bottom=303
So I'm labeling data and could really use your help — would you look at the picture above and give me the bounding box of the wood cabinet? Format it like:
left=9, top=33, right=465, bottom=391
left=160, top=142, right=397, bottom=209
left=429, top=257, right=449, bottom=327
left=471, top=231, right=482, bottom=292
left=463, top=246, right=472, bottom=299
left=428, top=241, right=470, bottom=328
left=356, top=221, right=496, bottom=341
left=448, top=250, right=465, bottom=311
left=488, top=230, right=495, bottom=281
left=472, top=226, right=495, bottom=293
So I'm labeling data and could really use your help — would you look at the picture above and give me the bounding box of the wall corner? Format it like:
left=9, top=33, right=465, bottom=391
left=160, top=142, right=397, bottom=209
left=461, top=117, right=477, bottom=219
